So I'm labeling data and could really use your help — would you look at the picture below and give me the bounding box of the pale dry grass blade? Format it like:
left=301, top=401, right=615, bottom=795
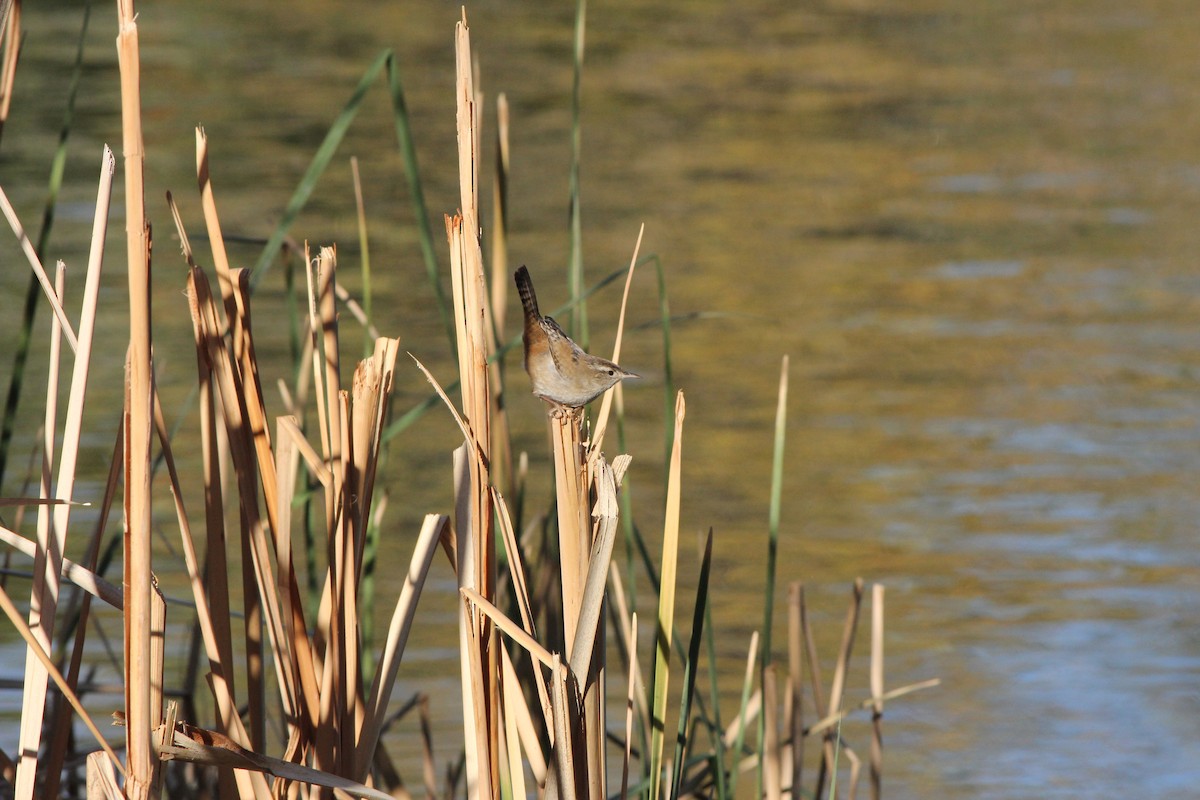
left=501, top=645, right=546, bottom=789
left=15, top=263, right=65, bottom=800
left=619, top=610, right=637, bottom=800
left=462, top=586, right=556, bottom=673
left=869, top=584, right=884, bottom=800
left=355, top=513, right=447, bottom=781
left=726, top=631, right=760, bottom=795
left=805, top=680, right=940, bottom=738
left=607, top=562, right=649, bottom=740
left=0, top=186, right=79, bottom=352
left=149, top=582, right=165, bottom=737
left=494, top=487, right=552, bottom=723
left=0, top=581, right=124, bottom=777
left=279, top=415, right=333, bottom=487
left=649, top=391, right=686, bottom=800
left=37, top=147, right=113, bottom=796
left=590, top=223, right=643, bottom=452
left=0, top=525, right=122, bottom=608
left=499, top=652, right=530, bottom=800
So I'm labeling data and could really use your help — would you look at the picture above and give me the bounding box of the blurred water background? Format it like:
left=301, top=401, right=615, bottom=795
left=2, top=1, right=1199, bottom=796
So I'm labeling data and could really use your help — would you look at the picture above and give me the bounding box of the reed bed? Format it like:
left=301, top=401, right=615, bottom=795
left=0, top=3, right=936, bottom=799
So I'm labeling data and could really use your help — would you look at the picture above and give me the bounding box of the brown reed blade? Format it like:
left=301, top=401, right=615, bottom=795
left=151, top=376, right=257, bottom=755
left=157, top=719, right=394, bottom=800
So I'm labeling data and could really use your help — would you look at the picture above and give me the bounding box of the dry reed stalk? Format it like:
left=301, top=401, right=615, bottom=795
left=87, top=749, right=122, bottom=799
left=0, top=0, right=19, bottom=140
left=0, top=187, right=79, bottom=352
left=607, top=561, right=649, bottom=733
left=0, top=582, right=124, bottom=776
left=153, top=719, right=393, bottom=800
left=500, top=647, right=547, bottom=786
left=549, top=653, right=580, bottom=800
left=844, top=748, right=861, bottom=800
left=13, top=146, right=110, bottom=797
left=619, top=610, right=637, bottom=800
left=815, top=578, right=864, bottom=800
left=787, top=581, right=805, bottom=798
left=354, top=512, right=445, bottom=781
left=115, top=0, right=156, bottom=793
left=186, top=265, right=276, bottom=800
left=499, top=649, right=531, bottom=798
left=495, top=489, right=553, bottom=726
left=151, top=380, right=257, bottom=759
left=0, top=525, right=122, bottom=608
left=869, top=584, right=884, bottom=800
left=488, top=92, right=513, bottom=496
left=447, top=11, right=500, bottom=799
left=589, top=224, right=642, bottom=454
left=42, top=417, right=123, bottom=800
left=13, top=262, right=65, bottom=799
left=763, top=665, right=782, bottom=800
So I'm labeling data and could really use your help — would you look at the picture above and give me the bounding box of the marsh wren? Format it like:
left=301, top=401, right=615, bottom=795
left=515, top=265, right=637, bottom=409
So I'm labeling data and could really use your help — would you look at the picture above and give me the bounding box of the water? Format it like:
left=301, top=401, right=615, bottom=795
left=2, top=0, right=1200, bottom=796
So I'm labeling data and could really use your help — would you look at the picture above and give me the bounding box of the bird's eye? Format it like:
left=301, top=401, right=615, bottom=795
left=607, top=369, right=614, bottom=375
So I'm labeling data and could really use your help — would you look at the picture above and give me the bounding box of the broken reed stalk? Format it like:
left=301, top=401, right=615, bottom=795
left=449, top=13, right=499, bottom=800
left=114, top=0, right=158, bottom=795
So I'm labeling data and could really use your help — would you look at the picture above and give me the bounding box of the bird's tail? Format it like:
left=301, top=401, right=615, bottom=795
left=514, top=266, right=540, bottom=318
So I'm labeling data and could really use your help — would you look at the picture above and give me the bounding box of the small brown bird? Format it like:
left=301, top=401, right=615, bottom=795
left=515, top=265, right=637, bottom=409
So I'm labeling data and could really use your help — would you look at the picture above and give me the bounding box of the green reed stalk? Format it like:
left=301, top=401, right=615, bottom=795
left=703, top=592, right=730, bottom=800
left=670, top=529, right=712, bottom=800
